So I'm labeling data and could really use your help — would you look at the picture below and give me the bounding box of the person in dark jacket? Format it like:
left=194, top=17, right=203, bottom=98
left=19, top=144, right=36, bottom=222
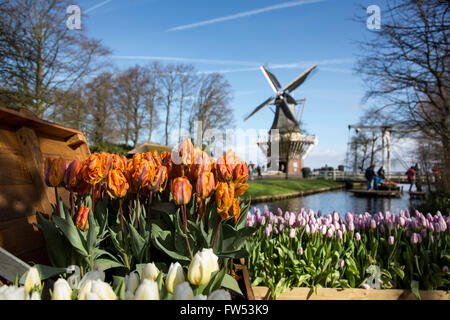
left=377, top=167, right=386, bottom=183
left=365, top=163, right=376, bottom=190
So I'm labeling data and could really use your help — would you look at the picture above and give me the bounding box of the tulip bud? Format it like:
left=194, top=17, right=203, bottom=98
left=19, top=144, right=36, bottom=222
left=188, top=252, right=211, bottom=286
left=52, top=278, right=72, bottom=300
left=125, top=271, right=140, bottom=294
left=106, top=169, right=129, bottom=199
left=24, top=267, right=41, bottom=293
left=298, top=247, right=303, bottom=256
left=388, top=236, right=395, bottom=245
left=76, top=206, right=90, bottom=231
left=337, top=230, right=343, bottom=239
left=134, top=279, right=159, bottom=300
left=166, top=262, right=185, bottom=294
left=289, top=228, right=296, bottom=239
left=64, top=159, right=82, bottom=188
left=90, top=280, right=117, bottom=300
left=348, top=222, right=355, bottom=231
left=305, top=224, right=311, bottom=234
left=370, top=219, right=377, bottom=229
left=277, top=208, right=283, bottom=216
left=196, top=171, right=215, bottom=200
left=45, top=157, right=67, bottom=187
left=171, top=176, right=193, bottom=205
left=443, top=266, right=449, bottom=273
left=207, top=289, right=231, bottom=300
left=215, top=182, right=235, bottom=218
left=411, top=233, right=420, bottom=244
left=327, top=228, right=334, bottom=238
left=355, top=232, right=361, bottom=241
left=265, top=224, right=272, bottom=237
left=339, top=259, right=345, bottom=268
left=142, top=263, right=160, bottom=281
left=173, top=282, right=194, bottom=300
left=361, top=283, right=371, bottom=289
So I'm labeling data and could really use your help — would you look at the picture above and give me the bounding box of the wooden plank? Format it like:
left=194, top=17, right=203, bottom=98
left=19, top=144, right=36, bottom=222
left=0, top=247, right=30, bottom=282
left=39, top=135, right=79, bottom=158
left=0, top=184, right=41, bottom=221
left=252, top=286, right=450, bottom=300
left=15, top=126, right=54, bottom=215
left=0, top=126, right=21, bottom=151
left=0, top=152, right=33, bottom=185
left=0, top=106, right=82, bottom=140
left=0, top=214, right=46, bottom=255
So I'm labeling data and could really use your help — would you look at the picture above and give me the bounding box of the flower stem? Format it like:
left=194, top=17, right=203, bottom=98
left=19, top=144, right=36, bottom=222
left=147, top=191, right=153, bottom=228
left=211, top=219, right=222, bottom=250
left=135, top=191, right=140, bottom=228
left=119, top=198, right=125, bottom=239
left=181, top=204, right=193, bottom=259
left=54, top=187, right=60, bottom=217
left=70, top=189, right=75, bottom=219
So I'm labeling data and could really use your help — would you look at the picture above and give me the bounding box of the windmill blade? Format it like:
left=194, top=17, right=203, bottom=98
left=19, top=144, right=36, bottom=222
left=279, top=99, right=299, bottom=125
left=260, top=66, right=281, bottom=93
left=243, top=96, right=274, bottom=121
left=284, top=92, right=297, bottom=105
left=283, top=64, right=317, bottom=93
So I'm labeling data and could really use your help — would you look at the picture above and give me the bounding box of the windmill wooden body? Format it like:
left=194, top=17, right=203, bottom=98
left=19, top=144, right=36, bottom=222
left=245, top=65, right=318, bottom=176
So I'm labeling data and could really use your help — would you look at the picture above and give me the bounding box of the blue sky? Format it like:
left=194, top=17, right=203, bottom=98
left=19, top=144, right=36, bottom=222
left=76, top=0, right=387, bottom=169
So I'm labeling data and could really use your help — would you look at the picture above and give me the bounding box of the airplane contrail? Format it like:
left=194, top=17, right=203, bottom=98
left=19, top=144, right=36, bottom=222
left=86, top=0, right=113, bottom=13
left=167, top=0, right=326, bottom=32
left=112, top=55, right=262, bottom=66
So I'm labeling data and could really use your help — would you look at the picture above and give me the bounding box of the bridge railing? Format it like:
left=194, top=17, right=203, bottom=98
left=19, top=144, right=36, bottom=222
left=311, top=170, right=413, bottom=182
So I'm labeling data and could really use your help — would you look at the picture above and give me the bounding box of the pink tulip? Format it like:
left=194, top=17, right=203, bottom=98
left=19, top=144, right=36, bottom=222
left=345, top=212, right=353, bottom=224
left=388, top=236, right=395, bottom=245
left=337, top=230, right=343, bottom=239
left=339, top=259, right=345, bottom=268
left=355, top=232, right=361, bottom=241
left=411, top=233, right=420, bottom=244
left=348, top=222, right=355, bottom=231
left=443, top=266, right=449, bottom=273
left=305, top=224, right=311, bottom=234
left=277, top=208, right=283, bottom=216
left=327, top=228, right=334, bottom=238
left=289, top=228, right=296, bottom=239
left=298, top=247, right=303, bottom=256
left=265, top=224, right=272, bottom=237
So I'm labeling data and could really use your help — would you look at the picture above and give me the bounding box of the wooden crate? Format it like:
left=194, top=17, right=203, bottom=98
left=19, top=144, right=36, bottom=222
left=253, top=286, right=450, bottom=300
left=0, top=107, right=90, bottom=265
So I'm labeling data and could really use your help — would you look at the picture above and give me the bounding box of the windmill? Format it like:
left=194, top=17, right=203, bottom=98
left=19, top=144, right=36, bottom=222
left=245, top=65, right=318, bottom=176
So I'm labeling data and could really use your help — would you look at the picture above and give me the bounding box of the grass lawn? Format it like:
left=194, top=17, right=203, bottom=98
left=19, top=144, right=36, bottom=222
left=243, top=179, right=344, bottom=199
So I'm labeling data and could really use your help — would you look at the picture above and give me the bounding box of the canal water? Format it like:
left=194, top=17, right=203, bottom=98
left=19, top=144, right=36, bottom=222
left=253, top=184, right=424, bottom=216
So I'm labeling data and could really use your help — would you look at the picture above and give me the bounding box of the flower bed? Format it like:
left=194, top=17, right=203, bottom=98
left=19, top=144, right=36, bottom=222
left=0, top=138, right=254, bottom=300
left=246, top=207, right=450, bottom=300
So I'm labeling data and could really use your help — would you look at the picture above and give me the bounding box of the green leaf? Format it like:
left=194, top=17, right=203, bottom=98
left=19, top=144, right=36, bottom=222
left=94, top=258, right=125, bottom=271
left=52, top=216, right=88, bottom=256
left=203, top=268, right=226, bottom=296
left=19, top=264, right=67, bottom=285
left=410, top=280, right=421, bottom=300
left=221, top=274, right=244, bottom=296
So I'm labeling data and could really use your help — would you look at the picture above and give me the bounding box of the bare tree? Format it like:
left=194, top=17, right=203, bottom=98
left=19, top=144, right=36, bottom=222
left=189, top=73, right=234, bottom=143
left=355, top=0, right=450, bottom=192
left=175, top=64, right=198, bottom=143
left=145, top=62, right=162, bottom=143
left=160, top=64, right=179, bottom=146
left=114, top=66, right=149, bottom=147
left=0, top=0, right=110, bottom=118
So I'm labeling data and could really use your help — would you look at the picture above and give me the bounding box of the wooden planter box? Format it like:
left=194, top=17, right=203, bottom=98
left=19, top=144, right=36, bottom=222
left=252, top=286, right=450, bottom=300
left=0, top=107, right=90, bottom=266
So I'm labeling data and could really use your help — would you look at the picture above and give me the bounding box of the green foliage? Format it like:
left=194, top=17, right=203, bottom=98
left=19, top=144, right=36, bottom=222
left=89, top=142, right=133, bottom=156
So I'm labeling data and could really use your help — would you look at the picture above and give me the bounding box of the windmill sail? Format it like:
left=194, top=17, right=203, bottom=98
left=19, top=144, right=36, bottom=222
left=244, top=96, right=274, bottom=121
left=283, top=64, right=317, bottom=93
left=260, top=66, right=281, bottom=93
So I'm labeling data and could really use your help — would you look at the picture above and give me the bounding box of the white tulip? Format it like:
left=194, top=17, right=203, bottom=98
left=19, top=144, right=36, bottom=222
left=77, top=280, right=93, bottom=300
left=78, top=270, right=105, bottom=291
left=200, top=248, right=219, bottom=273
left=134, top=279, right=159, bottom=300
left=0, top=286, right=28, bottom=300
left=24, top=267, right=41, bottom=293
left=90, top=280, right=117, bottom=300
left=124, top=290, right=135, bottom=300
left=125, top=271, right=140, bottom=293
left=85, top=292, right=101, bottom=300
left=52, top=278, right=72, bottom=300
left=142, top=263, right=159, bottom=281
left=172, top=282, right=194, bottom=300
left=165, top=262, right=185, bottom=294
left=187, top=252, right=210, bottom=286
left=208, top=289, right=231, bottom=300
left=194, top=294, right=207, bottom=300
left=66, top=265, right=81, bottom=289
left=29, top=291, right=41, bottom=300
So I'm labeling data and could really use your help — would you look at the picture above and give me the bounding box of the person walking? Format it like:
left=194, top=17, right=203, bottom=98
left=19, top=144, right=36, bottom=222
left=405, top=166, right=416, bottom=192
left=256, top=165, right=262, bottom=179
left=365, top=163, right=376, bottom=190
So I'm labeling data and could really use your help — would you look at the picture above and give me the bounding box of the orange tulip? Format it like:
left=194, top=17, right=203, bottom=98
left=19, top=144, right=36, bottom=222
left=81, top=153, right=108, bottom=185
left=106, top=169, right=129, bottom=199
left=196, top=171, right=215, bottom=200
left=230, top=198, right=241, bottom=223
left=152, top=150, right=162, bottom=167
left=149, top=166, right=168, bottom=193
left=171, top=176, right=192, bottom=205
left=189, top=148, right=212, bottom=180
left=110, top=154, right=127, bottom=171
left=76, top=206, right=90, bottom=230
left=172, top=138, right=194, bottom=167
left=74, top=180, right=91, bottom=197
left=215, top=182, right=235, bottom=218
left=126, top=153, right=155, bottom=192
left=45, top=157, right=67, bottom=187
left=215, top=150, right=239, bottom=182
left=233, top=162, right=249, bottom=185
left=64, top=159, right=82, bottom=189
left=234, top=183, right=248, bottom=197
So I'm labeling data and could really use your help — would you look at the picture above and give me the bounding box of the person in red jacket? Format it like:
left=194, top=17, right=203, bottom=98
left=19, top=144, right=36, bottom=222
left=405, top=166, right=416, bottom=192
